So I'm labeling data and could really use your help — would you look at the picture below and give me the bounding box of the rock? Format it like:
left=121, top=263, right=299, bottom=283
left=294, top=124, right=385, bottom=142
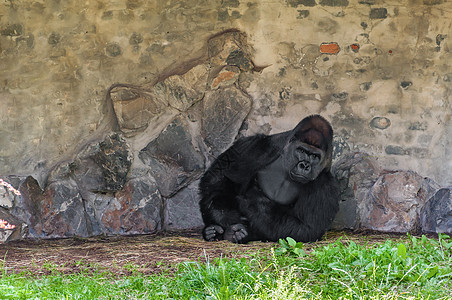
left=139, top=117, right=204, bottom=197
left=1, top=24, right=23, bottom=36
left=18, top=176, right=89, bottom=238
left=208, top=31, right=254, bottom=71
left=49, top=133, right=133, bottom=193
left=332, top=152, right=382, bottom=230
left=201, top=86, right=252, bottom=156
left=319, top=0, right=349, bottom=6
left=369, top=117, right=391, bottom=130
left=0, top=183, right=15, bottom=209
left=0, top=207, right=26, bottom=242
left=154, top=64, right=208, bottom=111
left=106, top=42, right=122, bottom=57
left=110, top=85, right=166, bottom=134
left=210, top=65, right=240, bottom=89
left=98, top=176, right=163, bottom=235
left=166, top=180, right=203, bottom=230
left=361, top=171, right=440, bottom=233
left=369, top=8, right=388, bottom=19
left=420, top=188, right=452, bottom=234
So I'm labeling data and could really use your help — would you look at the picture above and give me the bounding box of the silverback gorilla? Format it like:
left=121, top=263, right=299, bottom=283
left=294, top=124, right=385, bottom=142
left=199, top=115, right=340, bottom=243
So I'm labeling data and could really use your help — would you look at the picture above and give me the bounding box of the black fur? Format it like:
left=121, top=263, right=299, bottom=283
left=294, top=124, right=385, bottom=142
left=199, top=115, right=340, bottom=243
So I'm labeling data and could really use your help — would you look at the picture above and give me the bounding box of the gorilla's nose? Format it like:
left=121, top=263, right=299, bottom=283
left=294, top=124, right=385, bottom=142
left=298, top=161, right=311, bottom=173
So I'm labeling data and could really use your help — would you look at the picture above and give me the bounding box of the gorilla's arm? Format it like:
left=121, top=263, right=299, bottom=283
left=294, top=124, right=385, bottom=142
left=239, top=172, right=340, bottom=242
left=199, top=133, right=287, bottom=241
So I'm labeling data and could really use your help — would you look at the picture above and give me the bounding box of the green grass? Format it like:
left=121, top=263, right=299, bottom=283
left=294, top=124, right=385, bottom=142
left=0, top=234, right=451, bottom=299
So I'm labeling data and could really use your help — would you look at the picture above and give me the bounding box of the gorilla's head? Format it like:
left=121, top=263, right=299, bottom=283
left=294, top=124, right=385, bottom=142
left=283, top=115, right=333, bottom=183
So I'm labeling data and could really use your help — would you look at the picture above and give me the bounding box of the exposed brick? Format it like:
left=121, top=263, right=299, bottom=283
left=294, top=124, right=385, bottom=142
left=320, top=42, right=340, bottom=54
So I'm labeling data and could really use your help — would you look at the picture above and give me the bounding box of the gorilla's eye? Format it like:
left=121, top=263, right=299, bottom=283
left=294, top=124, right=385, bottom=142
left=310, top=153, right=320, bottom=161
left=296, top=147, right=307, bottom=154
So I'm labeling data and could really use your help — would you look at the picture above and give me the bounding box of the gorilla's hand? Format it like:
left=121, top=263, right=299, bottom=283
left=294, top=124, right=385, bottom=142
left=203, top=224, right=224, bottom=241
left=224, top=224, right=248, bottom=243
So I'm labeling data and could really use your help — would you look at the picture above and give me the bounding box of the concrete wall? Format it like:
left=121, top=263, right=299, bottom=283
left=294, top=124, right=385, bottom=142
left=1, top=0, right=451, bottom=187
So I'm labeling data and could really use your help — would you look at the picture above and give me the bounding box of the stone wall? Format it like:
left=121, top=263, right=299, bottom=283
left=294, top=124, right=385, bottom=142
left=1, top=0, right=451, bottom=240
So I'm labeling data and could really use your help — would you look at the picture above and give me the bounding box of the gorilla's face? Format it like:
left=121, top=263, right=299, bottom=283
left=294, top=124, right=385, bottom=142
left=283, top=116, right=333, bottom=184
left=284, top=141, right=326, bottom=183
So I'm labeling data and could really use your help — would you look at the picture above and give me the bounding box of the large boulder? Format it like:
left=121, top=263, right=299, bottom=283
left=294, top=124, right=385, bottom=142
left=361, top=171, right=440, bottom=233
left=139, top=117, right=205, bottom=197
left=165, top=180, right=203, bottom=230
left=201, top=86, right=252, bottom=156
left=332, top=152, right=382, bottom=229
left=17, top=176, right=89, bottom=238
left=48, top=133, right=133, bottom=193
left=420, top=187, right=452, bottom=234
left=96, top=176, right=163, bottom=235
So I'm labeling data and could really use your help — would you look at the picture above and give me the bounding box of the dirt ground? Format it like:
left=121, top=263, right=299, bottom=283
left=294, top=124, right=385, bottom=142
left=0, top=229, right=412, bottom=276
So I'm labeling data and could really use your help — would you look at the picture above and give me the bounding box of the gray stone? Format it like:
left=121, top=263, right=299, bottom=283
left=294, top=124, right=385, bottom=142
left=109, top=85, right=167, bottom=134
left=289, top=0, right=316, bottom=7
left=48, top=32, right=61, bottom=45
left=166, top=180, right=203, bottom=230
left=370, top=8, right=388, bottom=19
left=423, top=0, right=443, bottom=5
left=359, top=0, right=375, bottom=4
left=207, top=31, right=253, bottom=71
left=221, top=0, right=240, bottom=8
left=93, top=133, right=133, bottom=191
left=385, top=145, right=408, bottom=155
left=409, top=122, right=427, bottom=131
left=297, top=10, right=310, bottom=19
left=139, top=117, right=204, bottom=197
left=153, top=64, right=208, bottom=111
left=359, top=82, right=372, bottom=91
left=436, top=34, right=446, bottom=46
left=319, top=0, right=349, bottom=7
left=361, top=171, right=440, bottom=233
left=0, top=207, right=26, bottom=242
left=129, top=33, right=143, bottom=45
left=1, top=24, right=23, bottom=36
left=49, top=133, right=132, bottom=193
left=218, top=9, right=229, bottom=21
left=420, top=188, right=452, bottom=234
left=332, top=92, right=348, bottom=101
left=226, top=49, right=252, bottom=71
left=332, top=136, right=350, bottom=161
left=400, top=81, right=412, bottom=89
left=18, top=176, right=89, bottom=238
left=106, top=43, right=122, bottom=57
left=97, top=176, right=163, bottom=235
left=370, top=117, right=391, bottom=130
left=201, top=87, right=252, bottom=156
left=332, top=152, right=382, bottom=230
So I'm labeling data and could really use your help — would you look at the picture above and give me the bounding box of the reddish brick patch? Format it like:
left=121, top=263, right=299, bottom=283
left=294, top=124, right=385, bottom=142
left=351, top=43, right=360, bottom=52
left=320, top=42, right=340, bottom=54
left=211, top=70, right=237, bottom=88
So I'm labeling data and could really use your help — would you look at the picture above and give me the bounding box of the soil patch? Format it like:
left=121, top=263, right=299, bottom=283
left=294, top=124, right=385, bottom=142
left=0, top=229, right=414, bottom=276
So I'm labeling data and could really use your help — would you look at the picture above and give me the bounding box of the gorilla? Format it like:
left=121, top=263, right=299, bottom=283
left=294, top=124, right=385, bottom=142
left=199, top=114, right=340, bottom=243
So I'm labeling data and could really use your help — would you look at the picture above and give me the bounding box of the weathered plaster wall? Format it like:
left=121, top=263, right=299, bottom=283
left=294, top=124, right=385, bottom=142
left=1, top=0, right=452, bottom=239
left=1, top=0, right=451, bottom=186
